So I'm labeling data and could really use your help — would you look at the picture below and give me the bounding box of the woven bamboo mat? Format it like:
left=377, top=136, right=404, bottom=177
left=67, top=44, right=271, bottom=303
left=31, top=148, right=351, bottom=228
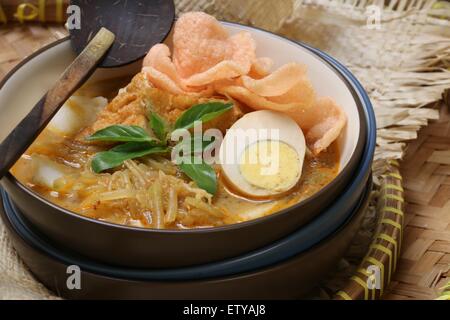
left=383, top=100, right=450, bottom=300
left=0, top=0, right=449, bottom=300
left=0, top=24, right=66, bottom=79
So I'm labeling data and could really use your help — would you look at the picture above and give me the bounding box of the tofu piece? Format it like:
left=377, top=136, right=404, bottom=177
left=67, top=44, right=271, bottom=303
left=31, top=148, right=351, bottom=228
left=31, top=155, right=68, bottom=189
left=78, top=72, right=243, bottom=141
left=77, top=75, right=150, bottom=140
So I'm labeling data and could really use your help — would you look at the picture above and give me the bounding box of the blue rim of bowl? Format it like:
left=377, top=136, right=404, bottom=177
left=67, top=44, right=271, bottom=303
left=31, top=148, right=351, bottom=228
left=1, top=22, right=367, bottom=236
left=0, top=40, right=377, bottom=280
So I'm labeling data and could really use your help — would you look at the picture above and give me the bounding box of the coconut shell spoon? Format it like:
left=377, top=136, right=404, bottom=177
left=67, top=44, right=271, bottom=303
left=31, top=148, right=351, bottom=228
left=0, top=0, right=175, bottom=178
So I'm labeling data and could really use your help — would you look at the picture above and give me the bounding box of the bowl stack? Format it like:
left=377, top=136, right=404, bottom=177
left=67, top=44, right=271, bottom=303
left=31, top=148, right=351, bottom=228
left=0, top=23, right=376, bottom=299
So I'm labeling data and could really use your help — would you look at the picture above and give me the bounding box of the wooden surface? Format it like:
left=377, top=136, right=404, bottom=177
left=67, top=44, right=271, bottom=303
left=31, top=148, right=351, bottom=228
left=0, top=24, right=448, bottom=300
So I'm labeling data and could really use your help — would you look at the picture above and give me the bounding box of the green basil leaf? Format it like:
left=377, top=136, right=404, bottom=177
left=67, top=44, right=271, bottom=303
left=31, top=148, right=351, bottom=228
left=174, top=102, right=233, bottom=130
left=173, top=135, right=215, bottom=157
left=150, top=113, right=169, bottom=144
left=91, top=142, right=169, bottom=173
left=179, top=157, right=217, bottom=195
left=86, top=125, right=157, bottom=143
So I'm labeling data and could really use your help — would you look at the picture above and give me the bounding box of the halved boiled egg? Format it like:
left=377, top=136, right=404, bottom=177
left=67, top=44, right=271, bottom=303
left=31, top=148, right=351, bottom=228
left=219, top=110, right=306, bottom=199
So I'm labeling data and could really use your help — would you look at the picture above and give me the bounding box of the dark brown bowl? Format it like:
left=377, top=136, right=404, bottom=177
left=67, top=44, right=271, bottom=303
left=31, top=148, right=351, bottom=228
left=0, top=24, right=373, bottom=268
left=0, top=177, right=371, bottom=299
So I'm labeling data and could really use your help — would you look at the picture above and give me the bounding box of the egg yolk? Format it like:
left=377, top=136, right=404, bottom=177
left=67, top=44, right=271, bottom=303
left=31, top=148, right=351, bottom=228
left=239, top=140, right=300, bottom=193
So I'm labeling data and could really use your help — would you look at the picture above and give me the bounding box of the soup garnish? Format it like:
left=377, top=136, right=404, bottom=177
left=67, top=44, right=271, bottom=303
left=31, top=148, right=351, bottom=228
left=11, top=12, right=346, bottom=229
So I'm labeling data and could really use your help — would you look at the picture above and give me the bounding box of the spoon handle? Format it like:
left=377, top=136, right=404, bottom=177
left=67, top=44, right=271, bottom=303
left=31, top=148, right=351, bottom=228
left=0, top=28, right=115, bottom=179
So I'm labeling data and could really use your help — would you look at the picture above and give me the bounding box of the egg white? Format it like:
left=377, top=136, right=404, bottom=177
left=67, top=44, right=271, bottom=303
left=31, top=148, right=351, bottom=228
left=219, top=110, right=306, bottom=198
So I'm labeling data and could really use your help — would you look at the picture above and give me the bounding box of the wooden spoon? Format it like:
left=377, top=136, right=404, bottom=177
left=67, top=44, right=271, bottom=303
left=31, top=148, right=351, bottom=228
left=0, top=0, right=175, bottom=178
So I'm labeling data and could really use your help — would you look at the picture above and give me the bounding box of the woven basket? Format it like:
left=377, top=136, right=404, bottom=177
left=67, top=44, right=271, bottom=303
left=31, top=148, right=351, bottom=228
left=0, top=0, right=449, bottom=300
left=336, top=162, right=404, bottom=300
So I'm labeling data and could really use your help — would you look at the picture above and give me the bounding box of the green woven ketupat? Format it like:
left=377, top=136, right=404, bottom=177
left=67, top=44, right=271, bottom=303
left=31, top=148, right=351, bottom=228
left=436, top=282, right=450, bottom=300
left=336, top=161, right=404, bottom=300
left=0, top=0, right=68, bottom=24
